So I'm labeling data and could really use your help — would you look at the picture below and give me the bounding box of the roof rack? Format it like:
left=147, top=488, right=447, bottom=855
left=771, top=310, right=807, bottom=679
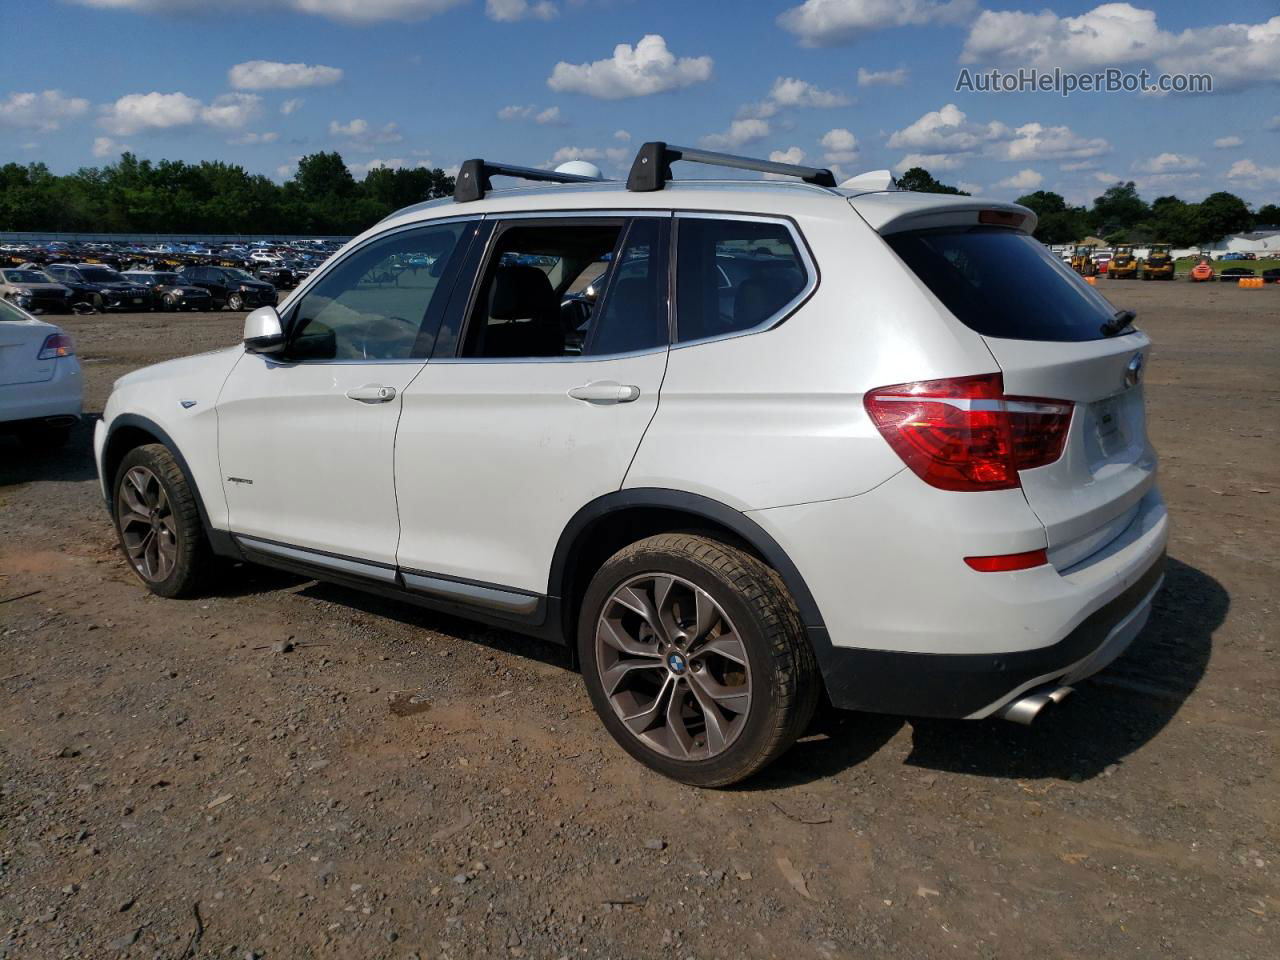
left=626, top=141, right=837, bottom=192
left=454, top=159, right=605, bottom=203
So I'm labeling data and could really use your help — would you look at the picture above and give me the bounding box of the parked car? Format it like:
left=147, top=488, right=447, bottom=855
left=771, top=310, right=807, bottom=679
left=94, top=144, right=1167, bottom=786
left=44, top=263, right=151, bottom=312
left=1, top=298, right=82, bottom=448
left=121, top=271, right=214, bottom=311
left=0, top=267, right=74, bottom=314
left=252, top=262, right=297, bottom=289
left=177, top=265, right=277, bottom=311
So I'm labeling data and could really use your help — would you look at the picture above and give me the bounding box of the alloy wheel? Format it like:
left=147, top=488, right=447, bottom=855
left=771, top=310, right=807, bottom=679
left=594, top=573, right=752, bottom=761
left=116, top=465, right=178, bottom=582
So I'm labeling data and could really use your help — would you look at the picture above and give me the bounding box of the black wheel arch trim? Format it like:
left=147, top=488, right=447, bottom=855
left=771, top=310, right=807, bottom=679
left=549, top=487, right=828, bottom=630
left=102, top=413, right=241, bottom=560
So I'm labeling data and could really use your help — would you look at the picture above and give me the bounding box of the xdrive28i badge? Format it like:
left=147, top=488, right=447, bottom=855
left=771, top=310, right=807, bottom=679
left=1125, top=353, right=1145, bottom=388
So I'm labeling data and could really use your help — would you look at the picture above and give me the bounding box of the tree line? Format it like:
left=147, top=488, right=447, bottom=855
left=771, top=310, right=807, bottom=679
left=898, top=165, right=1278, bottom=247
left=0, top=152, right=455, bottom=236
left=1, top=152, right=1273, bottom=246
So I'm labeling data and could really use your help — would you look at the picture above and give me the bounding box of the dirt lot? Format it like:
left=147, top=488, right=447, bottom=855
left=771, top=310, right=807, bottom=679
left=2, top=282, right=1277, bottom=960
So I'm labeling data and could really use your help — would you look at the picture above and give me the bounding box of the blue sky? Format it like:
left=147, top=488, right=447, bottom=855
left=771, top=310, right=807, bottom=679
left=4, top=0, right=1278, bottom=207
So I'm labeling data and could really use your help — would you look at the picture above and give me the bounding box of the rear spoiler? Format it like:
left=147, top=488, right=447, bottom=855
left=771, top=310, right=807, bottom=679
left=849, top=194, right=1037, bottom=236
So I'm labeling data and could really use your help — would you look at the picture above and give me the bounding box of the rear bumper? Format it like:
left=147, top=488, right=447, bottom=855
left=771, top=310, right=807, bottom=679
left=0, top=357, right=83, bottom=427
left=807, top=551, right=1164, bottom=717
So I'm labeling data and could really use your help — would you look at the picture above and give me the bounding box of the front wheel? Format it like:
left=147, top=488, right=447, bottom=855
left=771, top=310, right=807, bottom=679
left=578, top=533, right=819, bottom=787
left=227, top=293, right=244, bottom=311
left=112, top=444, right=212, bottom=598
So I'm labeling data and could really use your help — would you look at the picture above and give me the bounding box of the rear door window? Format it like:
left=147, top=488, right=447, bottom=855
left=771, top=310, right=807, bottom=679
left=674, top=217, right=809, bottom=344
left=885, top=228, right=1116, bottom=342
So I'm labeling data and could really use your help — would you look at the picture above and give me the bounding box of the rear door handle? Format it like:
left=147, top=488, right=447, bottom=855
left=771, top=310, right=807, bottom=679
left=567, top=381, right=640, bottom=404
left=346, top=384, right=397, bottom=404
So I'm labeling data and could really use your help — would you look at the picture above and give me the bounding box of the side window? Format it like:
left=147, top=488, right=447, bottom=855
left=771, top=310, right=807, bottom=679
left=582, top=218, right=667, bottom=356
left=460, top=220, right=624, bottom=359
left=674, top=217, right=808, bottom=344
left=286, top=221, right=469, bottom=362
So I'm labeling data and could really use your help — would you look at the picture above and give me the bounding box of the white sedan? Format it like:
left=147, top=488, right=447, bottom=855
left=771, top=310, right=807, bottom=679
left=0, top=299, right=82, bottom=449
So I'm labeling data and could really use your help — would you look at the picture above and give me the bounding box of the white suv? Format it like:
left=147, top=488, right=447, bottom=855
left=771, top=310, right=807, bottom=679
left=94, top=144, right=1168, bottom=786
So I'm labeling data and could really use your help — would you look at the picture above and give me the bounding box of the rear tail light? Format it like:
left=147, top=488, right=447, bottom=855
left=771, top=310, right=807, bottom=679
left=864, top=373, right=1072, bottom=491
left=37, top=333, right=75, bottom=360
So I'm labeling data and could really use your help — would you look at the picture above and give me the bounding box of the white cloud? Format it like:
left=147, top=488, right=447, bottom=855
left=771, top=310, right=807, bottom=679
left=547, top=35, right=712, bottom=99
left=92, top=136, right=128, bottom=158
left=778, top=0, right=976, bottom=47
left=347, top=157, right=433, bottom=176
left=485, top=0, right=556, bottom=21
left=700, top=118, right=770, bottom=150
left=961, top=5, right=1280, bottom=93
left=820, top=127, right=860, bottom=168
left=0, top=90, right=90, bottom=131
left=1060, top=159, right=1099, bottom=171
left=768, top=76, right=850, bottom=108
left=887, top=103, right=1006, bottom=153
left=229, top=131, right=280, bottom=145
left=956, top=181, right=983, bottom=194
left=1131, top=152, right=1202, bottom=174
left=894, top=152, right=966, bottom=173
left=99, top=91, right=203, bottom=134
left=763, top=146, right=807, bottom=179
left=1226, top=158, right=1280, bottom=185
left=201, top=93, right=262, bottom=130
left=857, top=66, right=908, bottom=87
left=498, top=104, right=566, bottom=125
left=548, top=145, right=629, bottom=169
left=995, top=122, right=1109, bottom=161
left=281, top=98, right=304, bottom=115
left=229, top=60, right=343, bottom=90
left=97, top=90, right=261, bottom=134
left=69, top=0, right=468, bottom=24
left=613, top=129, right=631, bottom=142
left=329, top=117, right=403, bottom=149
left=1213, top=136, right=1243, bottom=149
left=996, top=168, right=1043, bottom=190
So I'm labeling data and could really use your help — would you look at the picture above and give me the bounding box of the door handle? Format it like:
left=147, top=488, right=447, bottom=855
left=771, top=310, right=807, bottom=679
left=567, top=381, right=640, bottom=404
left=346, top=384, right=397, bottom=403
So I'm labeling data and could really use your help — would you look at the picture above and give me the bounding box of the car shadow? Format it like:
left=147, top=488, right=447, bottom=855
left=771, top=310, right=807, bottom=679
left=748, top=557, right=1224, bottom=789
left=0, top=417, right=101, bottom=487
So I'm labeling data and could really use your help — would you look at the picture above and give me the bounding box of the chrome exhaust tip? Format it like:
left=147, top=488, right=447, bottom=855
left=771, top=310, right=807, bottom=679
left=995, top=684, right=1074, bottom=725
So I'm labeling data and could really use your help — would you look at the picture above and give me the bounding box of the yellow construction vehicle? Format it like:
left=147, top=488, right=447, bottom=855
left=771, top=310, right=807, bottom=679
left=1109, top=244, right=1138, bottom=279
left=1070, top=245, right=1097, bottom=276
left=1141, top=243, right=1175, bottom=280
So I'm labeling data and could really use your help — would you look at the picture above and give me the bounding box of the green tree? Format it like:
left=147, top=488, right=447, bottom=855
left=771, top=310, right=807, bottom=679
left=896, top=167, right=970, bottom=196
left=1192, top=191, right=1253, bottom=243
left=1089, top=181, right=1149, bottom=236
left=1015, top=190, right=1088, bottom=244
left=1255, top=203, right=1280, bottom=226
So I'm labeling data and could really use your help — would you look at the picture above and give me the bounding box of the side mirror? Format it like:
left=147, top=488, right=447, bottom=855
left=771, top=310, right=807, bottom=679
left=243, top=305, right=285, bottom=354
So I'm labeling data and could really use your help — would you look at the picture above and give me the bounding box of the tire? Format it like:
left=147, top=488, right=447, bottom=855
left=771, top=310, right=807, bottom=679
left=227, top=293, right=244, bottom=311
left=578, top=533, right=819, bottom=787
left=162, top=294, right=178, bottom=311
left=112, top=444, right=212, bottom=599
left=92, top=293, right=104, bottom=314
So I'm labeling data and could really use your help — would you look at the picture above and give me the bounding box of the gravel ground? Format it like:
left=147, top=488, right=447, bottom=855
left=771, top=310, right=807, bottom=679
left=1, top=282, right=1277, bottom=960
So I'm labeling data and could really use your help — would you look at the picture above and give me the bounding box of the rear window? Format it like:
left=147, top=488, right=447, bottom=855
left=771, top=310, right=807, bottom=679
left=886, top=228, right=1115, bottom=342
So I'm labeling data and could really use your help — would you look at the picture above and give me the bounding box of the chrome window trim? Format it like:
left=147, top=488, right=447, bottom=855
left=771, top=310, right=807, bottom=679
left=432, top=345, right=667, bottom=365
left=669, top=211, right=818, bottom=350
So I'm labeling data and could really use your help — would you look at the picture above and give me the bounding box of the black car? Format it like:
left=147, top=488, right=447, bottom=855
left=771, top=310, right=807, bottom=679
left=44, top=263, right=151, bottom=312
left=178, top=265, right=277, bottom=311
left=252, top=262, right=296, bottom=289
left=121, top=271, right=214, bottom=311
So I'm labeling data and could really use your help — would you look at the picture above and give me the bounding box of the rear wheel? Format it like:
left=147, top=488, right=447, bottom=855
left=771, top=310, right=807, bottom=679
left=227, top=293, right=244, bottom=311
left=112, top=444, right=212, bottom=598
left=578, top=533, right=819, bottom=787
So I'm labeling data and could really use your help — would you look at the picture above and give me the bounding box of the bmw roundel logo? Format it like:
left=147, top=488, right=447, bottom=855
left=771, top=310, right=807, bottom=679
left=1125, top=353, right=1144, bottom=388
left=667, top=653, right=687, bottom=674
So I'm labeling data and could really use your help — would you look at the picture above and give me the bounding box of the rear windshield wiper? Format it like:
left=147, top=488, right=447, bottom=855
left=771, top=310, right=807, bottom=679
left=1101, top=309, right=1136, bottom=338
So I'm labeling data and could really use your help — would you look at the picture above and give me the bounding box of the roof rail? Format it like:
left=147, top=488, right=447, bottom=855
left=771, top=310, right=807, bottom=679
left=454, top=159, right=605, bottom=203
left=626, top=141, right=837, bottom=192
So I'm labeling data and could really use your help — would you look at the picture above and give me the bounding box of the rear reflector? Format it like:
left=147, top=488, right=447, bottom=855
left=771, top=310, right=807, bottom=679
left=864, top=373, right=1072, bottom=492
left=964, top=549, right=1048, bottom=573
left=37, top=333, right=74, bottom=360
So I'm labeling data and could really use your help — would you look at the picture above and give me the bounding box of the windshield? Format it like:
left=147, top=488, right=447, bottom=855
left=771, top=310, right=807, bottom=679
left=885, top=227, right=1116, bottom=343
left=79, top=266, right=124, bottom=283
left=4, top=270, right=51, bottom=283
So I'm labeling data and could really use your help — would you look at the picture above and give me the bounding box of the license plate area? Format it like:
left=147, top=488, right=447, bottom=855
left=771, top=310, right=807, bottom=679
left=1092, top=396, right=1125, bottom=456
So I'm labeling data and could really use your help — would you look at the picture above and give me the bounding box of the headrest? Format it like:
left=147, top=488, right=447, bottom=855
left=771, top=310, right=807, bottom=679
left=489, top=264, right=554, bottom=320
